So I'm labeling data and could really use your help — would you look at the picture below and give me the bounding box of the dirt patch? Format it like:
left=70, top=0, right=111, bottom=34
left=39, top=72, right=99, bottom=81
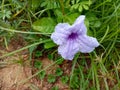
left=0, top=58, right=70, bottom=90
left=0, top=36, right=70, bottom=90
left=0, top=63, right=31, bottom=90
left=0, top=36, right=32, bottom=90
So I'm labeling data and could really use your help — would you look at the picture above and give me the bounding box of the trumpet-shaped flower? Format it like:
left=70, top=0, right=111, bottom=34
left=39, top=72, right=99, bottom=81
left=51, top=15, right=99, bottom=60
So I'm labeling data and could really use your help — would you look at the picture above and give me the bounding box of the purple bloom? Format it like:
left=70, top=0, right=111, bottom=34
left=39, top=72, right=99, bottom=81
left=51, top=15, right=99, bottom=60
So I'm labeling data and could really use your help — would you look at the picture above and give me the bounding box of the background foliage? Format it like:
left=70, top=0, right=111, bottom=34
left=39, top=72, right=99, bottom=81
left=0, top=0, right=120, bottom=90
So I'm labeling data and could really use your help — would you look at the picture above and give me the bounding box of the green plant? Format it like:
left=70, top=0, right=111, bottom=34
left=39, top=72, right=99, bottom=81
left=38, top=70, right=46, bottom=80
left=47, top=74, right=56, bottom=83
left=35, top=50, right=42, bottom=58
left=34, top=60, right=42, bottom=69
left=51, top=86, right=59, bottom=90
left=61, top=75, right=69, bottom=84
left=70, top=0, right=92, bottom=12
left=55, top=68, right=63, bottom=76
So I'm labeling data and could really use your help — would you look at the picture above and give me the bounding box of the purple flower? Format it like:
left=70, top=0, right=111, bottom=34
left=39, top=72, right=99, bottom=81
left=51, top=15, right=99, bottom=60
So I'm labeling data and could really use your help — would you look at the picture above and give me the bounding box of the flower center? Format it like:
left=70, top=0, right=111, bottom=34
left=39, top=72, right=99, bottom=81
left=68, top=33, right=78, bottom=39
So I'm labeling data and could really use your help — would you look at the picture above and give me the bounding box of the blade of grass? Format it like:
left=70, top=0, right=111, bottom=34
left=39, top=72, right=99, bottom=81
left=90, top=54, right=100, bottom=90
left=69, top=53, right=79, bottom=88
left=0, top=39, right=51, bottom=58
left=0, top=26, right=51, bottom=35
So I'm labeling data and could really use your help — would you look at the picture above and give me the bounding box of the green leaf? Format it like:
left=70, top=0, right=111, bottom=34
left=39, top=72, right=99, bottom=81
left=44, top=40, right=56, bottom=49
left=70, top=1, right=92, bottom=12
left=47, top=74, right=56, bottom=83
left=84, top=18, right=89, bottom=28
left=56, top=58, right=64, bottom=65
left=86, top=12, right=101, bottom=28
left=84, top=18, right=93, bottom=36
left=83, top=5, right=89, bottom=10
left=31, top=0, right=41, bottom=10
left=51, top=86, right=59, bottom=90
left=78, top=5, right=83, bottom=12
left=76, top=0, right=80, bottom=3
left=65, top=13, right=80, bottom=25
left=54, top=9, right=63, bottom=22
left=40, top=2, right=47, bottom=7
left=35, top=50, right=42, bottom=57
left=29, top=45, right=37, bottom=59
left=73, top=4, right=79, bottom=9
left=61, top=76, right=69, bottom=84
left=32, top=17, right=56, bottom=33
left=70, top=75, right=80, bottom=88
left=38, top=70, right=46, bottom=80
left=47, top=54, right=54, bottom=60
left=0, top=20, right=11, bottom=28
left=34, top=60, right=42, bottom=69
left=71, top=0, right=75, bottom=4
left=93, top=20, right=101, bottom=28
left=55, top=68, right=63, bottom=76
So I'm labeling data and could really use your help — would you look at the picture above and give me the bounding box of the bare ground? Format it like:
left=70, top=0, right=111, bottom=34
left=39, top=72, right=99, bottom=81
left=0, top=37, right=70, bottom=90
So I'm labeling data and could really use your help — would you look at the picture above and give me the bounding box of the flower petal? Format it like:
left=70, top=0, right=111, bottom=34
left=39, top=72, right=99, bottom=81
left=77, top=35, right=99, bottom=53
left=51, top=23, right=71, bottom=45
left=55, top=23, right=71, bottom=34
left=51, top=32, right=66, bottom=45
left=74, top=15, right=85, bottom=25
left=58, top=40, right=79, bottom=60
left=71, top=15, right=87, bottom=34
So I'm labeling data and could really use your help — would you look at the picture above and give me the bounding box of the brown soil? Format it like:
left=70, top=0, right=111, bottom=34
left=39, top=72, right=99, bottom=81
left=0, top=36, right=70, bottom=90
